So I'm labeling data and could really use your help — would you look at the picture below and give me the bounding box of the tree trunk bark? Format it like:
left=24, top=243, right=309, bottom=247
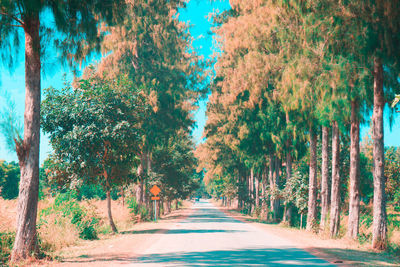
left=12, top=15, right=41, bottom=262
left=269, top=154, right=279, bottom=221
left=306, top=128, right=318, bottom=231
left=283, top=205, right=292, bottom=225
left=285, top=112, right=292, bottom=180
left=372, top=57, right=387, bottom=250
left=348, top=100, right=361, bottom=239
left=106, top=188, right=118, bottom=233
left=330, top=121, right=341, bottom=237
left=121, top=186, right=125, bottom=207
left=320, top=126, right=330, bottom=231
left=136, top=152, right=145, bottom=206
left=254, top=173, right=259, bottom=209
left=175, top=199, right=179, bottom=210
left=300, top=214, right=303, bottom=229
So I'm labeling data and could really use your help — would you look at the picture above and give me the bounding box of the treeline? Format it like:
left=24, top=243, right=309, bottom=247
left=197, top=0, right=400, bottom=251
left=0, top=0, right=201, bottom=262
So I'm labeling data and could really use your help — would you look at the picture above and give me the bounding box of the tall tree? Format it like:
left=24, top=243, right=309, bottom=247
left=353, top=0, right=400, bottom=249
left=98, top=0, right=203, bottom=207
left=320, top=126, right=329, bottom=231
left=0, top=0, right=125, bottom=260
left=330, top=121, right=341, bottom=237
left=41, top=74, right=143, bottom=233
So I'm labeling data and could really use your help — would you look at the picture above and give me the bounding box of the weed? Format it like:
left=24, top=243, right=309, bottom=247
left=0, top=232, right=14, bottom=265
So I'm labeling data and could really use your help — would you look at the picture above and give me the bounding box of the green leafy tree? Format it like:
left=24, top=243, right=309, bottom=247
left=41, top=73, right=143, bottom=233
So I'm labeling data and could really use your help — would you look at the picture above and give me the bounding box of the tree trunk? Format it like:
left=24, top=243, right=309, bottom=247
left=372, top=57, right=387, bottom=250
left=273, top=157, right=280, bottom=220
left=106, top=188, right=118, bottom=233
left=306, top=128, right=318, bottom=231
left=136, top=152, right=145, bottom=206
left=330, top=121, right=341, bottom=237
left=250, top=169, right=255, bottom=214
left=285, top=112, right=292, bottom=180
left=283, top=205, right=292, bottom=225
left=320, top=126, right=330, bottom=231
left=254, top=173, right=260, bottom=208
left=121, top=186, right=125, bottom=207
left=175, top=199, right=179, bottom=210
left=300, top=214, right=303, bottom=230
left=268, top=154, right=279, bottom=222
left=348, top=100, right=361, bottom=239
left=12, top=15, right=41, bottom=262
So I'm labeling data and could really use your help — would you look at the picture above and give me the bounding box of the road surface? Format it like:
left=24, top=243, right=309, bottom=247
left=131, top=200, right=335, bottom=266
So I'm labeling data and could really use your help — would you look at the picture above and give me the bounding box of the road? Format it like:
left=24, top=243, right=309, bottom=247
left=131, top=200, right=335, bottom=266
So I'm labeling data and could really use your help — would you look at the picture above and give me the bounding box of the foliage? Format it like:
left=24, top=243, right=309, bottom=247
left=38, top=192, right=99, bottom=241
left=0, top=232, right=14, bottom=265
left=41, top=73, right=144, bottom=190
left=0, top=161, right=19, bottom=199
left=151, top=130, right=200, bottom=201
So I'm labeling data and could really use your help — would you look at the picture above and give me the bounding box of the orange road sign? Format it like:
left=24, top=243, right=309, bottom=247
left=151, top=196, right=160, bottom=200
left=150, top=185, right=161, bottom=196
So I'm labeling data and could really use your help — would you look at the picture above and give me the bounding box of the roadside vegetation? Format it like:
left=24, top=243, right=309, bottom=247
left=197, top=0, right=400, bottom=262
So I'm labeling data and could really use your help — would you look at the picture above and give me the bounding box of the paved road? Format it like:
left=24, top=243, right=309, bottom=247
left=131, top=200, right=335, bottom=266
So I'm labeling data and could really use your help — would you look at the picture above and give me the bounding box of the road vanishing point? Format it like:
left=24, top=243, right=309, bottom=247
left=130, top=200, right=335, bottom=266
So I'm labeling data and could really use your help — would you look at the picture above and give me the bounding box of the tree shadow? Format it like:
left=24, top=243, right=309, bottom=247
left=132, top=247, right=334, bottom=266
left=61, top=247, right=333, bottom=265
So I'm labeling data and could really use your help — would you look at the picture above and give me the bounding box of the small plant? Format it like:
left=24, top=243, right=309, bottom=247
left=127, top=196, right=140, bottom=216
left=0, top=232, right=14, bottom=265
left=139, top=206, right=150, bottom=221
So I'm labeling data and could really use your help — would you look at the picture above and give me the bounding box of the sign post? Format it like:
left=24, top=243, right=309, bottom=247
left=150, top=185, right=161, bottom=221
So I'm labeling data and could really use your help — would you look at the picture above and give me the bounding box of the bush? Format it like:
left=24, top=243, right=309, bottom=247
left=0, top=232, right=14, bottom=265
left=127, top=196, right=140, bottom=216
left=39, top=192, right=100, bottom=248
left=139, top=206, right=150, bottom=221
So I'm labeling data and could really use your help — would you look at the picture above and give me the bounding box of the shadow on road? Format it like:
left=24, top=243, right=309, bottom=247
left=60, top=248, right=332, bottom=266
left=132, top=248, right=333, bottom=266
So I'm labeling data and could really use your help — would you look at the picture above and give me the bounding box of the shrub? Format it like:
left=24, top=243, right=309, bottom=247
left=139, top=206, right=150, bottom=221
left=127, top=196, right=140, bottom=216
left=39, top=192, right=99, bottom=246
left=0, top=232, right=14, bottom=265
left=38, top=214, right=79, bottom=251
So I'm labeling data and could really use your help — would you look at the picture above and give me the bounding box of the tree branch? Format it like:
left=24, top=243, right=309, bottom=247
left=0, top=22, right=23, bottom=28
left=0, top=11, right=24, bottom=26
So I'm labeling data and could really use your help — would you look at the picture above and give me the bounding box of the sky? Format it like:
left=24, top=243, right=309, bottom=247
left=0, top=0, right=399, bottom=165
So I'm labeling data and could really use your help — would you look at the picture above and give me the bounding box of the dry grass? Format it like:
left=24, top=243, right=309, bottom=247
left=85, top=198, right=133, bottom=232
left=0, top=198, right=18, bottom=232
left=38, top=213, right=80, bottom=251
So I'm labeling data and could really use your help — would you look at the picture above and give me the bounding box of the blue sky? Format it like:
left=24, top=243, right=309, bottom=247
left=0, top=0, right=399, bottom=165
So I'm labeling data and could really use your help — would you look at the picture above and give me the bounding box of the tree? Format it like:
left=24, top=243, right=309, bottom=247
left=352, top=0, right=400, bottom=249
left=41, top=73, right=143, bottom=233
left=98, top=0, right=204, bottom=207
left=0, top=0, right=126, bottom=260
